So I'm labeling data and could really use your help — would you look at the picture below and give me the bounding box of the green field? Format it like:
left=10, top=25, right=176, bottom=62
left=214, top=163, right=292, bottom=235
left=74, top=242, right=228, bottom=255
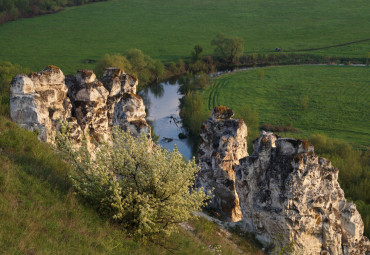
left=0, top=0, right=369, bottom=74
left=202, top=65, right=370, bottom=148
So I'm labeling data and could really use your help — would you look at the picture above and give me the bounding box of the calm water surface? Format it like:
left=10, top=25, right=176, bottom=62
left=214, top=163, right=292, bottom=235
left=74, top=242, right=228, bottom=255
left=139, top=80, right=196, bottom=160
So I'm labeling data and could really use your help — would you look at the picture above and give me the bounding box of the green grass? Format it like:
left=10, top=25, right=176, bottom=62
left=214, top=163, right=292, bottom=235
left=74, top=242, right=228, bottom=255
left=0, top=116, right=262, bottom=254
left=0, top=0, right=369, bottom=74
left=202, top=65, right=370, bottom=148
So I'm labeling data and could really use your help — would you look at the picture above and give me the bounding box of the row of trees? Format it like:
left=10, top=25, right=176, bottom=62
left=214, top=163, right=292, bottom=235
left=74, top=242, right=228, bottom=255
left=0, top=0, right=108, bottom=24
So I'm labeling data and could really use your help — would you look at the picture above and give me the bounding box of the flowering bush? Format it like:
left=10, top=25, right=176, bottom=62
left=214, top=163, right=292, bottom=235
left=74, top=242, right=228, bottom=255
left=56, top=127, right=209, bottom=239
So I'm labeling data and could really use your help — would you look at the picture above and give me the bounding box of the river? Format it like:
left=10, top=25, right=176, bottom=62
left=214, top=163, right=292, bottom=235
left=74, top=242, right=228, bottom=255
left=139, top=79, right=196, bottom=160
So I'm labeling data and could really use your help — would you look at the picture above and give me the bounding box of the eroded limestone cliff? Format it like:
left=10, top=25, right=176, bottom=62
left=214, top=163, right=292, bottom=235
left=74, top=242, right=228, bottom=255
left=197, top=107, right=370, bottom=255
left=196, top=106, right=248, bottom=222
left=10, top=66, right=149, bottom=143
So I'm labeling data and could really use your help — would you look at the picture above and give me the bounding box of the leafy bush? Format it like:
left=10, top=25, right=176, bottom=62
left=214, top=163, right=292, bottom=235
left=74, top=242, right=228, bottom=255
left=56, top=127, right=209, bottom=239
left=180, top=91, right=210, bottom=136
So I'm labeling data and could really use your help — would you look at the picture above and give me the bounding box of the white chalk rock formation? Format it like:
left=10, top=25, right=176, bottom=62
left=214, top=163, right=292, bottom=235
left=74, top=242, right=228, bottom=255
left=100, top=67, right=138, bottom=126
left=10, top=66, right=71, bottom=142
left=113, top=93, right=150, bottom=138
left=235, top=131, right=370, bottom=254
left=196, top=106, right=248, bottom=222
left=10, top=66, right=149, bottom=144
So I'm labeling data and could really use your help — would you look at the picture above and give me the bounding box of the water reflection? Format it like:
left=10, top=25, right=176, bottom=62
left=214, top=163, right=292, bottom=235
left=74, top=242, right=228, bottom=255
left=139, top=80, right=196, bottom=160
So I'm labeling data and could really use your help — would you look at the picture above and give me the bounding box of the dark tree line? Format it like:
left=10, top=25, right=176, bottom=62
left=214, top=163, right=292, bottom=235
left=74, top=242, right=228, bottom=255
left=0, top=0, right=109, bottom=24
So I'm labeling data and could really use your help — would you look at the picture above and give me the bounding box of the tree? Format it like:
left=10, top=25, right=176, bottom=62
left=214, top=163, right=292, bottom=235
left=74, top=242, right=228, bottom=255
left=211, top=33, right=244, bottom=64
left=191, top=44, right=203, bottom=62
left=94, top=53, right=132, bottom=77
left=56, top=127, right=209, bottom=239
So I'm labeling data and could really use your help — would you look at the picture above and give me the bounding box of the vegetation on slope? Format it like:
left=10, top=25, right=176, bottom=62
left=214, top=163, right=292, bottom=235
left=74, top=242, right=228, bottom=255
left=0, top=116, right=248, bottom=254
left=0, top=0, right=369, bottom=73
left=0, top=63, right=264, bottom=254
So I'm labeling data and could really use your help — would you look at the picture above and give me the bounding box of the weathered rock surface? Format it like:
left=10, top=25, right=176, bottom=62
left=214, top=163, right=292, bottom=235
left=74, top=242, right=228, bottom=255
left=10, top=66, right=149, bottom=144
left=197, top=107, right=369, bottom=254
left=113, top=93, right=150, bottom=138
left=234, top=131, right=370, bottom=254
left=10, top=66, right=71, bottom=142
left=196, top=106, right=248, bottom=222
left=100, top=67, right=138, bottom=126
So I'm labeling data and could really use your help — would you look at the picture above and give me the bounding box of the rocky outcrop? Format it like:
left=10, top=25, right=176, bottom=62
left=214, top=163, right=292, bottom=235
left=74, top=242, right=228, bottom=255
left=196, top=106, right=248, bottom=222
left=10, top=66, right=149, bottom=144
left=10, top=65, right=71, bottom=142
left=113, top=93, right=150, bottom=138
left=235, top=131, right=370, bottom=254
left=197, top=108, right=370, bottom=254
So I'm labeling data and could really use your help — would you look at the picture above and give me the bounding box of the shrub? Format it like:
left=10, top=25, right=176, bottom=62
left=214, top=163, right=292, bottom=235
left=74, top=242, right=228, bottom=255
left=94, top=53, right=132, bottom=77
left=180, top=91, right=210, bottom=136
left=56, top=128, right=209, bottom=239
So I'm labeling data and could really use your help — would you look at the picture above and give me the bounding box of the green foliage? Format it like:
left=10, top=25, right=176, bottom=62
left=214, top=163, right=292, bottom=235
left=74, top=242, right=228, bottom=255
left=180, top=91, right=210, bottom=136
left=196, top=73, right=213, bottom=89
left=211, top=33, right=244, bottom=63
left=0, top=61, right=29, bottom=116
left=366, top=52, right=370, bottom=66
left=94, top=50, right=165, bottom=86
left=0, top=116, right=242, bottom=254
left=191, top=44, right=203, bottom=62
left=94, top=53, right=132, bottom=77
left=56, top=127, right=209, bottom=239
left=168, top=59, right=186, bottom=75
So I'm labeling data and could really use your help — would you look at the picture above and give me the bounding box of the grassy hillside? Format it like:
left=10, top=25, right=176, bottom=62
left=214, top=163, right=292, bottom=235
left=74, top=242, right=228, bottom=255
left=0, top=0, right=369, bottom=73
left=202, top=65, right=370, bottom=148
left=0, top=116, right=264, bottom=254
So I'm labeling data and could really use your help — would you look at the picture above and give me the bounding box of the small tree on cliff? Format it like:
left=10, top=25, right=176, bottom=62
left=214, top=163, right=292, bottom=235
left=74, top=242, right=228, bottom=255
left=56, top=127, right=209, bottom=239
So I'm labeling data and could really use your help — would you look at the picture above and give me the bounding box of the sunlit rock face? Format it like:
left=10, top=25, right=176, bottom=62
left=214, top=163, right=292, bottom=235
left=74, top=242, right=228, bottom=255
left=196, top=106, right=248, bottom=222
left=10, top=66, right=71, bottom=142
left=197, top=106, right=370, bottom=254
left=10, top=66, right=149, bottom=144
left=235, top=131, right=370, bottom=254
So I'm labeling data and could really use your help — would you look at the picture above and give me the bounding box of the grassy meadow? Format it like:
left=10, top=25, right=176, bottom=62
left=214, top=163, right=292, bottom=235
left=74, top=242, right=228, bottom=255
left=202, top=65, right=370, bottom=149
left=0, top=0, right=369, bottom=73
